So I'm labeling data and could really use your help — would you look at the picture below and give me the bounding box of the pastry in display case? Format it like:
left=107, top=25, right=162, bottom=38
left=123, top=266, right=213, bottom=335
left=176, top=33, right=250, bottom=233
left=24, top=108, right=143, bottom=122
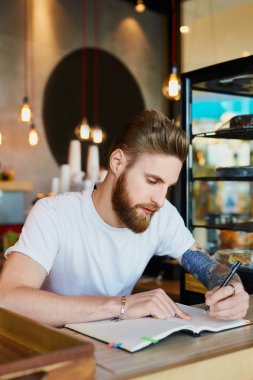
left=180, top=56, right=253, bottom=304
left=220, top=114, right=253, bottom=130
left=213, top=248, right=253, bottom=268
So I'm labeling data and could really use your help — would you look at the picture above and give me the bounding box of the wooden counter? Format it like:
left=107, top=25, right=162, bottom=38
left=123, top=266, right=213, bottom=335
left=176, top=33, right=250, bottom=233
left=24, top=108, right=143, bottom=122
left=63, top=295, right=253, bottom=380
left=0, top=308, right=95, bottom=379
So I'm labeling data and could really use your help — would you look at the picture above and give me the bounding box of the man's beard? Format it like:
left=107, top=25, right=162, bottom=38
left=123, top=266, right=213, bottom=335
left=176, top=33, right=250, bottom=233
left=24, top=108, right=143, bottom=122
left=111, top=171, right=159, bottom=233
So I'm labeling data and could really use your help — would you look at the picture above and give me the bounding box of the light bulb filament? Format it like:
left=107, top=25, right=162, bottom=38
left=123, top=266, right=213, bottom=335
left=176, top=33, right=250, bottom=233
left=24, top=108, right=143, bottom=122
left=162, top=67, right=181, bottom=100
left=92, top=127, right=103, bottom=144
left=28, top=125, right=39, bottom=146
left=21, top=97, right=32, bottom=123
left=135, top=0, right=146, bottom=13
left=80, top=118, right=90, bottom=140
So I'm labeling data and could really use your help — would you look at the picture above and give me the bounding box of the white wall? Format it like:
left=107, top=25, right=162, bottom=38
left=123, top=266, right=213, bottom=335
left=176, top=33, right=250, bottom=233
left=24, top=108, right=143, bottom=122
left=181, top=0, right=253, bottom=72
left=0, top=0, right=167, bottom=211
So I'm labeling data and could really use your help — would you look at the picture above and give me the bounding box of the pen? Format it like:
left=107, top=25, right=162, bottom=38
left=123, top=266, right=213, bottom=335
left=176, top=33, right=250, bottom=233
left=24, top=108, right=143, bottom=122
left=219, top=260, right=241, bottom=287
left=204, top=260, right=241, bottom=313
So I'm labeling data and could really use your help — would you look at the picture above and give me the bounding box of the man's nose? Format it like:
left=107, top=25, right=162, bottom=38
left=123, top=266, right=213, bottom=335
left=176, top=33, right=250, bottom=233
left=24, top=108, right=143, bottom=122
left=151, top=187, right=167, bottom=208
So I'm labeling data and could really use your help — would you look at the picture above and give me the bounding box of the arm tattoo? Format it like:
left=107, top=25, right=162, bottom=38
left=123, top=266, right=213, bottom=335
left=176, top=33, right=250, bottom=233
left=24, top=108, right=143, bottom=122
left=181, top=243, right=241, bottom=290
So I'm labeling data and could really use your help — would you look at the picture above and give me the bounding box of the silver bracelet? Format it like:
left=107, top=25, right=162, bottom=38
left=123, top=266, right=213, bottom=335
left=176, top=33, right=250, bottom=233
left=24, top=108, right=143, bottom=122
left=119, top=296, right=126, bottom=320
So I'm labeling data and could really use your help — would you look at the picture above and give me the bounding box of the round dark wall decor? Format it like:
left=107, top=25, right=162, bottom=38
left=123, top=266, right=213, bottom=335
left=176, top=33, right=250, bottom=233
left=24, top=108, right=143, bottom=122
left=42, top=48, right=145, bottom=170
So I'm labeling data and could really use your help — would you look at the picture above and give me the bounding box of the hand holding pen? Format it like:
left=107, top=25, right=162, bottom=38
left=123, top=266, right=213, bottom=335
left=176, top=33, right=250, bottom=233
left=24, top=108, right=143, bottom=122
left=204, top=260, right=241, bottom=313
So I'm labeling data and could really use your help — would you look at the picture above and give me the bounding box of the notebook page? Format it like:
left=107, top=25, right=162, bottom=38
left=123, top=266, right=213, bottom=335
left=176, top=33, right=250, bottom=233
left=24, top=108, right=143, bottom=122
left=66, top=317, right=194, bottom=352
left=177, top=303, right=250, bottom=333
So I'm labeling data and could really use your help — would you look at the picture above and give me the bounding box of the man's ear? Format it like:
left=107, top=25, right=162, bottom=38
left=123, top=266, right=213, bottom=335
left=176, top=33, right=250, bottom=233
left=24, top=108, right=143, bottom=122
left=109, top=149, right=127, bottom=177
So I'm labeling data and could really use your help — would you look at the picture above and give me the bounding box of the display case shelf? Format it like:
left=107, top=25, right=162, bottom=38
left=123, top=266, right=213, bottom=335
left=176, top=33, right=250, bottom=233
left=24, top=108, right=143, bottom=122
left=0, top=181, right=33, bottom=192
left=193, top=127, right=253, bottom=140
left=191, top=222, right=253, bottom=233
left=191, top=176, right=253, bottom=181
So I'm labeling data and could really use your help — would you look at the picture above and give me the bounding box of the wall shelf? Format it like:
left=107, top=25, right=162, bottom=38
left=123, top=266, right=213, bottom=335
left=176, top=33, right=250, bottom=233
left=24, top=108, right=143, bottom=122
left=0, top=181, right=33, bottom=192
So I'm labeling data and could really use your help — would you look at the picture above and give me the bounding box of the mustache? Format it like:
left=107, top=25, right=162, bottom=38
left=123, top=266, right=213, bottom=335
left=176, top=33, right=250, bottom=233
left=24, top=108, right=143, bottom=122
left=135, top=203, right=160, bottom=212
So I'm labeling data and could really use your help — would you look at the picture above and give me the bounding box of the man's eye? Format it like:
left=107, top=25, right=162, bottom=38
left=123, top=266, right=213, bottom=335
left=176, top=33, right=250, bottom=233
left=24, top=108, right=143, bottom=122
left=147, top=178, right=157, bottom=184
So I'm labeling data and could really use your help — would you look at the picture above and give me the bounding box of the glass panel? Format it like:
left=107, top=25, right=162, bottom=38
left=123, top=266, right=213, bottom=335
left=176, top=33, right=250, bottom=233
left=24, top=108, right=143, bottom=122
left=191, top=90, right=253, bottom=178
left=192, top=137, right=252, bottom=177
left=192, top=90, right=253, bottom=136
left=193, top=227, right=253, bottom=255
left=191, top=180, right=253, bottom=226
left=0, top=191, right=25, bottom=224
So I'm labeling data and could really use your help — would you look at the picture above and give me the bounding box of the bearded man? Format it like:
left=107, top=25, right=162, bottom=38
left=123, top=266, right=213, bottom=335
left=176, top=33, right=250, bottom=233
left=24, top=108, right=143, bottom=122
left=0, top=109, right=249, bottom=326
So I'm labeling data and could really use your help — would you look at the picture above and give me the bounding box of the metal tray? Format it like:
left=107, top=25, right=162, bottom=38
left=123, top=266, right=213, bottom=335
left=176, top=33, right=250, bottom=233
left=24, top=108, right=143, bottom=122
left=216, top=166, right=253, bottom=178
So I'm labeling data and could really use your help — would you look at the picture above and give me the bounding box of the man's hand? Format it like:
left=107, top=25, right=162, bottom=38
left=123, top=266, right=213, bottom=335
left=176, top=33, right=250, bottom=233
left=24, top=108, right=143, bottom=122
left=124, top=289, right=191, bottom=320
left=205, top=281, right=249, bottom=320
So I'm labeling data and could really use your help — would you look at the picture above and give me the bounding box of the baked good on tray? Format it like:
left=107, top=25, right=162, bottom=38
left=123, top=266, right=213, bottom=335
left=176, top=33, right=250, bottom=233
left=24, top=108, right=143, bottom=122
left=215, top=249, right=253, bottom=267
left=229, top=114, right=253, bottom=128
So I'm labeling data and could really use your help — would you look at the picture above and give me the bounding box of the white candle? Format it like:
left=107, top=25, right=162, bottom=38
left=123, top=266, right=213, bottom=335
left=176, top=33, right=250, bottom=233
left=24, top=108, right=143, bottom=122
left=86, top=145, right=99, bottom=181
left=60, top=164, right=70, bottom=193
left=68, top=140, right=81, bottom=177
left=50, top=177, right=60, bottom=194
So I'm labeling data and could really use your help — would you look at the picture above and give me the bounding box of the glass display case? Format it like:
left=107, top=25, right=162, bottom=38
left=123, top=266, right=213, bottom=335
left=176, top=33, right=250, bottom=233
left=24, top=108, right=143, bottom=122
left=0, top=181, right=33, bottom=255
left=180, top=56, right=253, bottom=304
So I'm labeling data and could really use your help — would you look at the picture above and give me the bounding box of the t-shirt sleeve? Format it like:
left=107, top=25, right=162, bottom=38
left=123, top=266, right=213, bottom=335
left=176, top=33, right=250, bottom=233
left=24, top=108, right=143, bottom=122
left=155, top=202, right=195, bottom=259
left=5, top=198, right=60, bottom=274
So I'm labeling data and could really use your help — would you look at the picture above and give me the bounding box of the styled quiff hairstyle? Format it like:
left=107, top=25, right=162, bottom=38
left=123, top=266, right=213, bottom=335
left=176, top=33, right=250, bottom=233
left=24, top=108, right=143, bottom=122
left=110, top=109, right=189, bottom=166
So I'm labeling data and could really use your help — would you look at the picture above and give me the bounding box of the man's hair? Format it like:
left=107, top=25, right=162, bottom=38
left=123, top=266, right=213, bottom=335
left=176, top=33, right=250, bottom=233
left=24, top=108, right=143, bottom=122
left=110, top=109, right=189, bottom=166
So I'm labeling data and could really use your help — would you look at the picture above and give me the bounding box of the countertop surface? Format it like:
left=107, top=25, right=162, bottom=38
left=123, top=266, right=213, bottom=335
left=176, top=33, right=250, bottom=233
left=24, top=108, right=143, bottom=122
left=62, top=295, right=253, bottom=380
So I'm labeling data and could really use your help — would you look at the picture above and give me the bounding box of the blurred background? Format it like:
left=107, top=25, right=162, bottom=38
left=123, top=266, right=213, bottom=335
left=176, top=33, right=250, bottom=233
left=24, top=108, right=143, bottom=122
left=1, top=0, right=253, bottom=301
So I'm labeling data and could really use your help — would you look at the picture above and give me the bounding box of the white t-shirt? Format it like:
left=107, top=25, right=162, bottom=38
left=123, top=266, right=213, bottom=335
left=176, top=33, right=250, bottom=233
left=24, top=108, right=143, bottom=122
left=5, top=189, right=194, bottom=296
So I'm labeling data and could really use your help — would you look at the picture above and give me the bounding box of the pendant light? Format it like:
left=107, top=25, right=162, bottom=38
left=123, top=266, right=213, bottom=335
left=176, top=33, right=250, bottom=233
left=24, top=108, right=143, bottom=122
left=79, top=117, right=90, bottom=140
left=75, top=0, right=104, bottom=145
left=162, top=66, right=180, bottom=100
left=20, top=0, right=32, bottom=123
left=91, top=0, right=103, bottom=145
left=135, top=0, right=146, bottom=13
left=162, top=0, right=180, bottom=101
left=91, top=126, right=103, bottom=144
left=28, top=123, right=39, bottom=146
left=76, top=0, right=91, bottom=141
left=22, top=0, right=39, bottom=146
left=21, top=96, right=32, bottom=123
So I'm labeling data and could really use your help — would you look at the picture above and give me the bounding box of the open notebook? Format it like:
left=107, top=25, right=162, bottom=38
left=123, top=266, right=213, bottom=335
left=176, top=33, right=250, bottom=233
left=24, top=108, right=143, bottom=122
left=65, top=303, right=251, bottom=353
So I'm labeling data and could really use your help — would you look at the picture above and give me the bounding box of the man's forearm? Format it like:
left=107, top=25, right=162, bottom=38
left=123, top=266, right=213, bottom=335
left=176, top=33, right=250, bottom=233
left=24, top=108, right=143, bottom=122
left=181, top=244, right=241, bottom=290
left=0, top=287, right=120, bottom=327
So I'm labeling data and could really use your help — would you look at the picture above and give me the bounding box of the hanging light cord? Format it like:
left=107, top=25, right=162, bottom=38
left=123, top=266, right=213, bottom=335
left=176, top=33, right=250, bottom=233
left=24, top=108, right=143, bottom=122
left=171, top=0, right=176, bottom=67
left=29, top=1, right=35, bottom=112
left=82, top=0, right=87, bottom=117
left=93, top=0, right=99, bottom=126
left=23, top=0, right=29, bottom=97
